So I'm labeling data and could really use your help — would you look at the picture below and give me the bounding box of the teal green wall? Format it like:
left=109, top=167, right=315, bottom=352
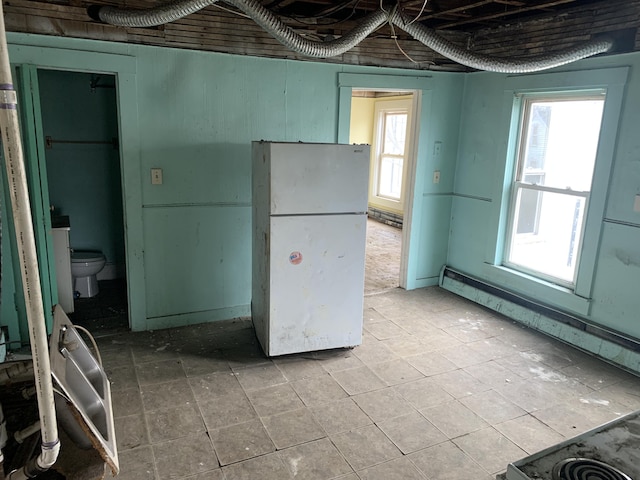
left=38, top=70, right=125, bottom=267
left=3, top=33, right=462, bottom=333
left=448, top=52, right=640, bottom=341
left=3, top=32, right=637, bottom=348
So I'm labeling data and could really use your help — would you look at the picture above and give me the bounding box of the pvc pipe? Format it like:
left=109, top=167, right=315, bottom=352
left=0, top=3, right=60, bottom=478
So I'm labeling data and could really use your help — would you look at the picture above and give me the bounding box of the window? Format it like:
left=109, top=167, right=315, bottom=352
left=371, top=98, right=412, bottom=205
left=504, top=93, right=605, bottom=286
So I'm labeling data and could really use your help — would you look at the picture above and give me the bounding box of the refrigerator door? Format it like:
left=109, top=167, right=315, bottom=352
left=269, top=143, right=369, bottom=216
left=266, top=214, right=366, bottom=356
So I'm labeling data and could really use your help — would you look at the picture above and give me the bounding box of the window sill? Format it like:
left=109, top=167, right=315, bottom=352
left=481, top=263, right=591, bottom=316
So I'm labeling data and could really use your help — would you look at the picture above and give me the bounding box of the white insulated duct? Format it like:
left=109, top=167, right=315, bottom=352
left=88, top=0, right=614, bottom=73
left=0, top=2, right=61, bottom=479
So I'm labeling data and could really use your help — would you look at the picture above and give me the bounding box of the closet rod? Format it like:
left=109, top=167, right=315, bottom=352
left=45, top=136, right=118, bottom=149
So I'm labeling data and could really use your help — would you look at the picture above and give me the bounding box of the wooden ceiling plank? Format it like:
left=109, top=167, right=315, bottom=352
left=419, top=0, right=496, bottom=20
left=440, top=0, right=579, bottom=28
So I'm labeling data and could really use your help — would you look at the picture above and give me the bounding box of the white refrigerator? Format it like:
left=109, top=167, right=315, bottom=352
left=252, top=141, right=370, bottom=357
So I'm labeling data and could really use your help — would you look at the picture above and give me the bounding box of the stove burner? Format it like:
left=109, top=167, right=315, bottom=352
left=552, top=458, right=632, bottom=480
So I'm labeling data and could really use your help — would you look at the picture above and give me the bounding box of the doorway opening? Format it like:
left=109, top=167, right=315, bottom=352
left=38, top=69, right=128, bottom=335
left=349, top=89, right=418, bottom=294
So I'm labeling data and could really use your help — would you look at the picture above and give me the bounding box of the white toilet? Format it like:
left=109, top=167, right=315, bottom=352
left=71, top=251, right=106, bottom=298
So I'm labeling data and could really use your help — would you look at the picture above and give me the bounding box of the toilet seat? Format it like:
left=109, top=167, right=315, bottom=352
left=72, top=251, right=105, bottom=264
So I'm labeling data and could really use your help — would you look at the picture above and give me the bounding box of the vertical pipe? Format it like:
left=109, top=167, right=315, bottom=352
left=0, top=5, right=60, bottom=479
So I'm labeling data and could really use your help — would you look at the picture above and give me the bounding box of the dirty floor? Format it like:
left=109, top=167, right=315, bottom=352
left=100, top=287, right=640, bottom=480
left=364, top=219, right=401, bottom=295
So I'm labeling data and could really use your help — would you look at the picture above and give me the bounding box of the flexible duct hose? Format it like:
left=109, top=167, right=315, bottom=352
left=389, top=9, right=614, bottom=73
left=90, top=1, right=614, bottom=73
left=88, top=0, right=219, bottom=27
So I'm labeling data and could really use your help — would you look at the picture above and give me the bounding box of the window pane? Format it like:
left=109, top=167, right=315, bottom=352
left=378, top=155, right=403, bottom=199
left=521, top=99, right=604, bottom=191
left=508, top=188, right=586, bottom=283
left=383, top=113, right=407, bottom=155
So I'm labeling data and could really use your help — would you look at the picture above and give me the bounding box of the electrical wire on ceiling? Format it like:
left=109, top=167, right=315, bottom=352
left=87, top=0, right=615, bottom=73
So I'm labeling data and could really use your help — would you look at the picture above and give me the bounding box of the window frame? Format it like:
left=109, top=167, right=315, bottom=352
left=503, top=92, right=605, bottom=288
left=370, top=98, right=413, bottom=209
left=483, top=67, right=628, bottom=316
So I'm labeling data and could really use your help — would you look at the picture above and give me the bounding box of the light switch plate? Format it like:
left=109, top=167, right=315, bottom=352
left=634, top=194, right=640, bottom=212
left=151, top=168, right=163, bottom=185
left=433, top=170, right=441, bottom=184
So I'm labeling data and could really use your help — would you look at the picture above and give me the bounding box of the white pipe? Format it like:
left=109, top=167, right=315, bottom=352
left=0, top=3, right=60, bottom=478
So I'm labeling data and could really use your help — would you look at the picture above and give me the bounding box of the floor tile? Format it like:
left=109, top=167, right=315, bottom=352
left=245, top=383, right=305, bottom=417
left=377, top=412, right=447, bottom=454
left=352, top=387, right=415, bottom=422
left=495, top=414, right=565, bottom=454
left=291, top=373, right=348, bottom=406
left=141, top=379, right=197, bottom=412
left=117, top=445, right=156, bottom=480
left=146, top=403, right=205, bottom=444
left=198, top=391, right=257, bottom=430
left=460, top=389, right=527, bottom=424
left=443, top=324, right=495, bottom=343
left=107, top=364, right=139, bottom=391
left=453, top=427, right=527, bottom=474
left=531, top=400, right=621, bottom=437
left=406, top=352, right=458, bottom=377
left=278, top=438, right=353, bottom=480
left=369, top=358, right=424, bottom=386
left=464, top=360, right=523, bottom=388
left=381, top=336, right=428, bottom=357
left=430, top=369, right=491, bottom=398
left=421, top=400, right=488, bottom=438
left=210, top=419, right=275, bottom=466
left=314, top=349, right=364, bottom=373
left=180, top=350, right=230, bottom=377
left=310, top=398, right=372, bottom=435
left=330, top=366, right=386, bottom=395
left=363, top=307, right=389, bottom=324
left=152, top=432, right=218, bottom=480
left=561, top=359, right=631, bottom=390
left=332, top=424, right=402, bottom=471
left=365, top=320, right=407, bottom=340
left=136, top=359, right=186, bottom=386
left=115, top=413, right=149, bottom=450
left=357, top=457, right=427, bottom=480
left=467, top=337, right=519, bottom=360
left=234, top=363, right=288, bottom=391
left=438, top=344, right=492, bottom=369
left=394, top=377, right=454, bottom=409
left=112, top=387, right=144, bottom=417
left=353, top=340, right=398, bottom=364
left=262, top=408, right=326, bottom=449
left=408, top=440, right=488, bottom=480
left=188, top=371, right=244, bottom=400
left=222, top=453, right=292, bottom=480
left=130, top=343, right=181, bottom=365
left=178, top=469, right=224, bottom=480
left=274, top=356, right=327, bottom=381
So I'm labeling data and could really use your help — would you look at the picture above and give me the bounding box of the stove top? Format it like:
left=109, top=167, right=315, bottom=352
left=552, top=458, right=632, bottom=480
left=506, top=410, right=640, bottom=480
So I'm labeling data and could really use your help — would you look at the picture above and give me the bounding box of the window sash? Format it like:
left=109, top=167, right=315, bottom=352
left=504, top=183, right=590, bottom=287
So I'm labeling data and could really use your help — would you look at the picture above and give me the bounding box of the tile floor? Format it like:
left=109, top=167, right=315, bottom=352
left=99, top=287, right=640, bottom=480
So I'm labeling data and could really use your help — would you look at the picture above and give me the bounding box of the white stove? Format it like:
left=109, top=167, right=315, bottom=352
left=506, top=410, right=640, bottom=480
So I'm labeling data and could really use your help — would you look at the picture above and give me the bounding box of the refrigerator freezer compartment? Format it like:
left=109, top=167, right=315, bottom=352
left=263, top=142, right=370, bottom=216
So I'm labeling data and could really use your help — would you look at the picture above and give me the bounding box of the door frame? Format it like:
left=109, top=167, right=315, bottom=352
left=7, top=38, right=145, bottom=331
left=337, top=73, right=433, bottom=290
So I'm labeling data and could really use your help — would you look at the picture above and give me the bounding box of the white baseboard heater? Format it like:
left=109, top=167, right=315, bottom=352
left=439, top=266, right=640, bottom=373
